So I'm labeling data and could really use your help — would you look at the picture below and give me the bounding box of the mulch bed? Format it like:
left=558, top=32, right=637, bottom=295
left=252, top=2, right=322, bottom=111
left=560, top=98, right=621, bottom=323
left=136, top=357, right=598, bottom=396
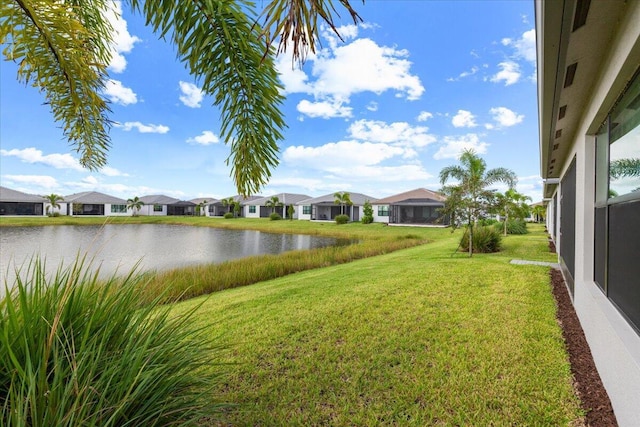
left=550, top=268, right=617, bottom=426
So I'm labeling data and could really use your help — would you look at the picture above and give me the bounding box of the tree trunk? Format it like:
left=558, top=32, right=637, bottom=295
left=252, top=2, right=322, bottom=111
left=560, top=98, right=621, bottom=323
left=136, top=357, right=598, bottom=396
left=468, top=220, right=473, bottom=257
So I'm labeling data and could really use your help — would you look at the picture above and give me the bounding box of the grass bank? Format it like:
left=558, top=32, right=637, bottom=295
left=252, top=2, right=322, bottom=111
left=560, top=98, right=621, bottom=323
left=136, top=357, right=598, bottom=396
left=1, top=216, right=448, bottom=303
left=170, top=223, right=582, bottom=425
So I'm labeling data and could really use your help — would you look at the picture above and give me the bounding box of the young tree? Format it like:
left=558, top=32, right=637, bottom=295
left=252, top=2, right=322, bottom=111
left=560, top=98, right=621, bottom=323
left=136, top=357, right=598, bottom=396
left=221, top=197, right=235, bottom=214
left=2, top=0, right=362, bottom=196
left=126, top=196, right=144, bottom=216
left=265, top=196, right=282, bottom=215
left=287, top=204, right=295, bottom=220
left=43, top=193, right=64, bottom=215
left=361, top=200, right=373, bottom=224
left=439, top=149, right=517, bottom=256
left=334, top=192, right=353, bottom=217
left=532, top=204, right=547, bottom=223
left=493, top=189, right=531, bottom=235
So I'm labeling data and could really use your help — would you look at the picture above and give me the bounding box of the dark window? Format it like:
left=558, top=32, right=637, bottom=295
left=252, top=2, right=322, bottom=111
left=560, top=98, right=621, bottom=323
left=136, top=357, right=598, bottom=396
left=560, top=157, right=576, bottom=294
left=249, top=205, right=256, bottom=213
left=377, top=205, right=389, bottom=216
left=303, top=205, right=311, bottom=215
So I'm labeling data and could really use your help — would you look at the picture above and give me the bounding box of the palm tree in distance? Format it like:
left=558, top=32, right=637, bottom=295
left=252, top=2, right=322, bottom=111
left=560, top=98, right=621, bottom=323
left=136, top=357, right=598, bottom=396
left=494, top=189, right=531, bottom=235
left=221, top=197, right=235, bottom=215
left=43, top=193, right=64, bottom=216
left=265, top=196, right=282, bottom=215
left=3, top=0, right=362, bottom=196
left=439, top=149, right=517, bottom=256
left=334, top=192, right=353, bottom=218
left=127, top=196, right=144, bottom=216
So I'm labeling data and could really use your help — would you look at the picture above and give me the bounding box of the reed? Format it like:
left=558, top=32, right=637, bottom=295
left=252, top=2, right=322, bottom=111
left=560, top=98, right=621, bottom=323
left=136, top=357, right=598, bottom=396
left=0, top=257, right=227, bottom=426
left=143, top=234, right=426, bottom=303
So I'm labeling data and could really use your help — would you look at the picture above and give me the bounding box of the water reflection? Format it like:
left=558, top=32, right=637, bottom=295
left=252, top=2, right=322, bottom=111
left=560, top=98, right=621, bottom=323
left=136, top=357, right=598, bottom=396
left=0, top=224, right=348, bottom=283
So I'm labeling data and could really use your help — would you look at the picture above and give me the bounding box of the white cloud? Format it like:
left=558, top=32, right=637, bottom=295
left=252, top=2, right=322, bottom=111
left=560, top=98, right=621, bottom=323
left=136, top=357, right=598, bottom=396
left=326, top=164, right=432, bottom=182
left=490, top=61, right=521, bottom=86
left=348, top=119, right=436, bottom=148
left=2, top=174, right=59, bottom=189
left=366, top=101, right=378, bottom=112
left=452, top=110, right=477, bottom=128
left=100, top=166, right=129, bottom=177
left=105, top=1, right=140, bottom=73
left=1, top=147, right=83, bottom=170
left=447, top=65, right=479, bottom=82
left=104, top=79, right=137, bottom=105
left=178, top=81, right=204, bottom=108
left=115, top=121, right=170, bottom=134
left=283, top=140, right=407, bottom=168
left=417, top=111, right=433, bottom=122
left=502, top=29, right=536, bottom=63
left=277, top=29, right=424, bottom=116
left=489, top=107, right=524, bottom=127
left=186, top=130, right=220, bottom=145
left=296, top=99, right=353, bottom=119
left=434, top=134, right=489, bottom=160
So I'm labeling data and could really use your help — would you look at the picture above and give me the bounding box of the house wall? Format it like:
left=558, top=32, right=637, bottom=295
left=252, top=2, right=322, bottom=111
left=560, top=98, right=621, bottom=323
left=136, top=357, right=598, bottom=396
left=44, top=202, right=68, bottom=216
left=546, top=6, right=640, bottom=424
left=245, top=205, right=260, bottom=218
left=297, top=204, right=311, bottom=221
left=139, top=204, right=167, bottom=216
left=372, top=204, right=390, bottom=223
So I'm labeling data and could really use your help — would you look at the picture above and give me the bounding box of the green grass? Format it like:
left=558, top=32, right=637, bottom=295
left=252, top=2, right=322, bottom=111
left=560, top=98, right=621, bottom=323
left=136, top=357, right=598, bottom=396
left=167, top=223, right=583, bottom=425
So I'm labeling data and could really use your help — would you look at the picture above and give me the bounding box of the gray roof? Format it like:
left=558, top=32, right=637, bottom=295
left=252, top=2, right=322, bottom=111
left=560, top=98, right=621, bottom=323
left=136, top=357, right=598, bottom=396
left=299, top=192, right=377, bottom=206
left=249, top=193, right=311, bottom=206
left=0, top=186, right=46, bottom=203
left=64, top=191, right=126, bottom=204
left=190, top=197, right=219, bottom=205
left=211, top=195, right=263, bottom=205
left=140, top=195, right=180, bottom=205
left=374, top=188, right=445, bottom=204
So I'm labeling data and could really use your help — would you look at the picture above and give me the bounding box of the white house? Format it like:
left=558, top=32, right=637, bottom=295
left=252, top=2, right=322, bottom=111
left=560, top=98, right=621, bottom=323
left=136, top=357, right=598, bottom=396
left=372, top=188, right=448, bottom=226
left=297, top=192, right=377, bottom=222
left=245, top=193, right=311, bottom=219
left=64, top=191, right=130, bottom=216
left=536, top=0, right=640, bottom=424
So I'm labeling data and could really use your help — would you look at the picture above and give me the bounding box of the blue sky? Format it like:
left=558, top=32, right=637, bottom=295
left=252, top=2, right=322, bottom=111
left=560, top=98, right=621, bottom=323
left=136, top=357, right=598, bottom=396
left=1, top=1, right=541, bottom=202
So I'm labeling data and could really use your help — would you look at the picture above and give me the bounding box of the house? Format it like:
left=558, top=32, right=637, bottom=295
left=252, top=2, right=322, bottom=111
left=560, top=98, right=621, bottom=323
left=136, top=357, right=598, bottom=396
left=245, top=193, right=311, bottom=219
left=209, top=195, right=262, bottom=217
left=0, top=186, right=45, bottom=216
left=64, top=191, right=129, bottom=216
left=190, top=197, right=218, bottom=216
left=297, top=192, right=376, bottom=222
left=139, top=195, right=197, bottom=216
left=373, top=188, right=448, bottom=226
left=536, top=0, right=640, bottom=424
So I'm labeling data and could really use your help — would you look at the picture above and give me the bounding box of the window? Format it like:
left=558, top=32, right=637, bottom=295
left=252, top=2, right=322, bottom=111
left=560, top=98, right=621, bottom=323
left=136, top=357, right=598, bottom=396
left=154, top=204, right=163, bottom=212
left=303, top=205, right=311, bottom=215
left=377, top=205, right=389, bottom=216
left=249, top=205, right=256, bottom=213
left=111, top=204, right=127, bottom=213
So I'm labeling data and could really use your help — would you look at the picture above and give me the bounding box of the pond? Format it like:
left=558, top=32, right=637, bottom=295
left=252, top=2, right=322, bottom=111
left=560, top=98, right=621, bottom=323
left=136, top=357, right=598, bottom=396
left=0, top=224, right=349, bottom=283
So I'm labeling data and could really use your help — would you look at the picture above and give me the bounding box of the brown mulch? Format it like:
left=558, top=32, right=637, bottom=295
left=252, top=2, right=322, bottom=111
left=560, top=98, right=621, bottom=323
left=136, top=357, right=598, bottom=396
left=550, top=268, right=617, bottom=426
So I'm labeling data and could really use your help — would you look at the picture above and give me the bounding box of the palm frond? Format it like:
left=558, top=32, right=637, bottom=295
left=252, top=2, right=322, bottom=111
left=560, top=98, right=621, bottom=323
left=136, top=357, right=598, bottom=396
left=1, top=0, right=114, bottom=170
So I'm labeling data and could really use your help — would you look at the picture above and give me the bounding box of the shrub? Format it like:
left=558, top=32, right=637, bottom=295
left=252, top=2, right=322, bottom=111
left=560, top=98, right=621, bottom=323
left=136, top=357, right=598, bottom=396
left=223, top=212, right=234, bottom=219
left=494, top=219, right=529, bottom=235
left=361, top=200, right=374, bottom=224
left=478, top=218, right=498, bottom=226
left=269, top=212, right=282, bottom=221
left=0, top=258, right=227, bottom=426
left=335, top=214, right=349, bottom=225
left=459, top=225, right=502, bottom=253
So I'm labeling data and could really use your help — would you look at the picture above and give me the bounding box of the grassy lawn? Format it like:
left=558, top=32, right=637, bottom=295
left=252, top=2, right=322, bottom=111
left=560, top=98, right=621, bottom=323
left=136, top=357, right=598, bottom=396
left=167, top=223, right=582, bottom=425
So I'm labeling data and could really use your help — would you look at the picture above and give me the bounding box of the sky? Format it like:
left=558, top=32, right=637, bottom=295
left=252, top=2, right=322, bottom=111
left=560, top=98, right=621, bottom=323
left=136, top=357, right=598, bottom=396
left=0, top=1, right=542, bottom=203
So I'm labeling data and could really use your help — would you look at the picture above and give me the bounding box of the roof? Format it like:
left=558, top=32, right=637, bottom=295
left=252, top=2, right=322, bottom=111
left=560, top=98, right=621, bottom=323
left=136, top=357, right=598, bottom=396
left=299, top=192, right=377, bottom=205
left=190, top=197, right=218, bottom=205
left=140, top=195, right=180, bottom=205
left=63, top=191, right=127, bottom=204
left=211, top=195, right=263, bottom=205
left=536, top=0, right=636, bottom=197
left=249, top=193, right=311, bottom=206
left=374, top=188, right=445, bottom=204
left=0, top=186, right=45, bottom=203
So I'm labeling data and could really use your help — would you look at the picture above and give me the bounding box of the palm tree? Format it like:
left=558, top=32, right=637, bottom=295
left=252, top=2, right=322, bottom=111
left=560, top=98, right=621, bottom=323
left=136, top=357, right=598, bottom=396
left=43, top=193, right=64, bottom=215
left=493, top=189, right=531, bottom=235
left=532, top=204, right=547, bottom=224
left=439, top=149, right=517, bottom=256
left=221, top=197, right=235, bottom=215
left=196, top=200, right=208, bottom=216
left=265, top=196, right=282, bottom=215
left=333, top=192, right=353, bottom=217
left=127, top=196, right=144, bottom=216
left=2, top=0, right=362, bottom=196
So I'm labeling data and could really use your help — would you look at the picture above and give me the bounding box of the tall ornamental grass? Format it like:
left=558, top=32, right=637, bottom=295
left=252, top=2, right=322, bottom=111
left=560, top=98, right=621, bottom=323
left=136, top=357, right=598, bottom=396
left=1, top=258, right=226, bottom=426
